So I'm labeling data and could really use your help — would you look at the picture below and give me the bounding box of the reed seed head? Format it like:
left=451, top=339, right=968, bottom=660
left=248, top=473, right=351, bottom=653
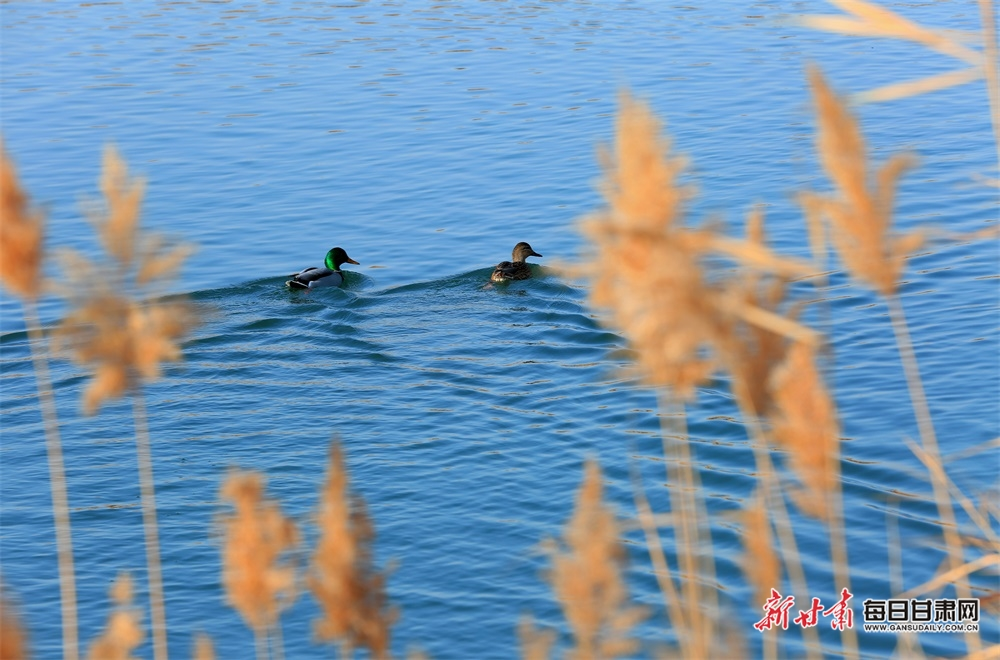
left=0, top=587, right=29, bottom=660
left=219, top=471, right=299, bottom=636
left=722, top=208, right=797, bottom=417
left=577, top=93, right=817, bottom=401
left=95, top=145, right=144, bottom=269
left=0, top=142, right=45, bottom=300
left=86, top=572, right=144, bottom=660
left=576, top=92, right=724, bottom=398
left=548, top=459, right=645, bottom=659
left=518, top=616, right=555, bottom=660
left=309, top=443, right=394, bottom=658
left=808, top=67, right=924, bottom=296
left=54, top=147, right=197, bottom=414
left=769, top=342, right=841, bottom=519
left=56, top=285, right=197, bottom=414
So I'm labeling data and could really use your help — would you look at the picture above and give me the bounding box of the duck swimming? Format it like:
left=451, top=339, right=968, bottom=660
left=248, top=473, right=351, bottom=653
left=490, top=242, right=543, bottom=283
left=286, top=247, right=359, bottom=289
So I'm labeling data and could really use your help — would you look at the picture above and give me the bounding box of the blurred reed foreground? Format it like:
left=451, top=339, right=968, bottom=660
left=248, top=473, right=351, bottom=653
left=1, top=1, right=998, bottom=658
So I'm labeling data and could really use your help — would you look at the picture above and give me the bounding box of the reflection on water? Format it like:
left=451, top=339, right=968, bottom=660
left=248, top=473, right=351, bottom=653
left=1, top=0, right=996, bottom=658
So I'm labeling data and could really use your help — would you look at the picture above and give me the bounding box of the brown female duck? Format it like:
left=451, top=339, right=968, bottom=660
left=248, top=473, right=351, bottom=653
left=490, top=242, right=543, bottom=283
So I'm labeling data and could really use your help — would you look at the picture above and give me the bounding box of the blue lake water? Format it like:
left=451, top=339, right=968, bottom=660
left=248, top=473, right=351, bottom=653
left=1, top=1, right=997, bottom=658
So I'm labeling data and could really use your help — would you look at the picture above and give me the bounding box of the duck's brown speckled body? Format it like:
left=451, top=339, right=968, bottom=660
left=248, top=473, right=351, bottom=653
left=490, top=242, right=542, bottom=283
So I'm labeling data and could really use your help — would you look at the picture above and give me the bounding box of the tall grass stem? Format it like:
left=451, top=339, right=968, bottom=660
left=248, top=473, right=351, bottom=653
left=737, top=398, right=822, bottom=660
left=130, top=389, right=168, bottom=660
left=630, top=471, right=687, bottom=650
left=655, top=398, right=719, bottom=657
left=885, top=293, right=978, bottom=655
left=23, top=299, right=79, bottom=660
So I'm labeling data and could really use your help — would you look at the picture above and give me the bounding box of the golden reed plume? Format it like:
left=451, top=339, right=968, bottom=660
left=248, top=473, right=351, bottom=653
left=52, top=145, right=197, bottom=660
left=770, top=342, right=841, bottom=520
left=86, top=573, right=144, bottom=660
left=518, top=617, right=555, bottom=660
left=576, top=93, right=816, bottom=400
left=540, top=460, right=645, bottom=660
left=1, top=588, right=29, bottom=660
left=805, top=63, right=984, bottom=656
left=219, top=471, right=299, bottom=659
left=574, top=91, right=826, bottom=657
left=57, top=284, right=197, bottom=415
left=309, top=444, right=394, bottom=659
left=1, top=143, right=80, bottom=660
left=0, top=142, right=44, bottom=300
left=576, top=92, right=716, bottom=398
left=805, top=67, right=923, bottom=297
left=55, top=146, right=196, bottom=416
left=723, top=207, right=797, bottom=418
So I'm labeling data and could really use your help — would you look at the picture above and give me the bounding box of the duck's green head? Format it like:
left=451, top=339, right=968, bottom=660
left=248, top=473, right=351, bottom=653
left=324, top=247, right=360, bottom=271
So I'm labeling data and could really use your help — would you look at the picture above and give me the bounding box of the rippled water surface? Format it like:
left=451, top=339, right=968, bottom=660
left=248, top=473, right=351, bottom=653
left=1, top=1, right=997, bottom=658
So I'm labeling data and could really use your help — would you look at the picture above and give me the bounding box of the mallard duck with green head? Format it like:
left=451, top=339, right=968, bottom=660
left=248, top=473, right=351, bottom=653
left=490, top=242, right=542, bottom=283
left=286, top=247, right=360, bottom=289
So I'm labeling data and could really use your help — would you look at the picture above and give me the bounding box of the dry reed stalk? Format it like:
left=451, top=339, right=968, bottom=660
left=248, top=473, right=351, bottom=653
left=897, top=554, right=1000, bottom=601
left=1, top=589, right=29, bottom=660
left=655, top=400, right=721, bottom=658
left=219, top=471, right=299, bottom=660
left=768, top=342, right=857, bottom=656
left=809, top=67, right=978, bottom=654
left=127, top=391, right=167, bottom=660
left=0, top=143, right=79, bottom=660
left=86, top=573, right=144, bottom=660
left=733, top=406, right=823, bottom=659
left=804, top=0, right=1000, bottom=178
left=544, top=460, right=645, bottom=660
left=308, top=444, right=393, bottom=659
left=885, top=502, right=925, bottom=659
left=574, top=93, right=826, bottom=657
left=629, top=469, right=686, bottom=646
left=53, top=146, right=197, bottom=660
left=740, top=490, right=780, bottom=660
left=718, top=211, right=830, bottom=658
left=905, top=439, right=1000, bottom=550
left=740, top=491, right=780, bottom=612
left=801, top=0, right=985, bottom=105
left=807, top=0, right=981, bottom=63
left=857, top=68, right=984, bottom=105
